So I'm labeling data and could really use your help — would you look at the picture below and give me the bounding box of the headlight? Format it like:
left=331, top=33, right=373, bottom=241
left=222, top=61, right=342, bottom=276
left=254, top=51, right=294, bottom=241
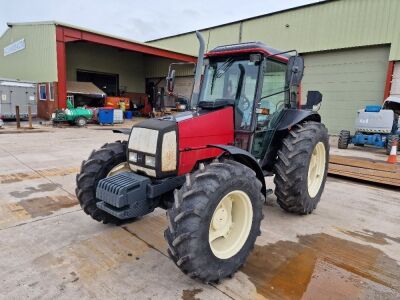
left=129, top=152, right=137, bottom=163
left=51, top=113, right=56, bottom=119
left=145, top=155, right=156, bottom=167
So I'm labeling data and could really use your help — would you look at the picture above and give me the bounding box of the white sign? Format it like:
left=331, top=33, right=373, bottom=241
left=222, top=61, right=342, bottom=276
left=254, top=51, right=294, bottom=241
left=29, top=95, right=35, bottom=101
left=4, top=39, right=25, bottom=56
left=1, top=94, right=6, bottom=101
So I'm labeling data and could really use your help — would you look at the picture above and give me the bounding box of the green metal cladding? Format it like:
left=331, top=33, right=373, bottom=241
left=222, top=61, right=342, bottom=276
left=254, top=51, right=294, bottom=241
left=148, top=0, right=400, bottom=61
left=0, top=24, right=57, bottom=82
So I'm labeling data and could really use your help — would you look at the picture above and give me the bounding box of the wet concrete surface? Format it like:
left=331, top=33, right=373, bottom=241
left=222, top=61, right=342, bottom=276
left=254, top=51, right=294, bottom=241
left=0, top=125, right=399, bottom=299
left=242, top=233, right=400, bottom=299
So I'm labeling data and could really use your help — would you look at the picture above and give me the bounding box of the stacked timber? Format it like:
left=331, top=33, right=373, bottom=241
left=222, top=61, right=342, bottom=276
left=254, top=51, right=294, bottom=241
left=328, top=155, right=400, bottom=187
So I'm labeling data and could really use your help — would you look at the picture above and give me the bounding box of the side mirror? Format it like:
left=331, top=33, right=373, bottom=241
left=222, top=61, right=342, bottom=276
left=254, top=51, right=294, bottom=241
left=166, top=69, right=176, bottom=93
left=303, top=91, right=322, bottom=109
left=286, top=55, right=304, bottom=86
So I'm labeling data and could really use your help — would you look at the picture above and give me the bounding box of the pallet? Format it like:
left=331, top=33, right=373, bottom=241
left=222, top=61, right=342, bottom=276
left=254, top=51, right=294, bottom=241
left=328, top=155, right=400, bottom=187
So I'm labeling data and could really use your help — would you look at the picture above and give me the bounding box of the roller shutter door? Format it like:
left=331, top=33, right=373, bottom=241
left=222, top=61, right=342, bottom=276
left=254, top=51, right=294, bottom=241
left=301, top=46, right=389, bottom=134
left=390, top=61, right=400, bottom=96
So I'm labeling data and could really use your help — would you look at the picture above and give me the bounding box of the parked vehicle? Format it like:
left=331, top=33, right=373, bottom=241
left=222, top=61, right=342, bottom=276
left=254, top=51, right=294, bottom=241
left=76, top=32, right=329, bottom=282
left=52, top=98, right=93, bottom=127
left=338, top=96, right=400, bottom=154
left=0, top=79, right=37, bottom=119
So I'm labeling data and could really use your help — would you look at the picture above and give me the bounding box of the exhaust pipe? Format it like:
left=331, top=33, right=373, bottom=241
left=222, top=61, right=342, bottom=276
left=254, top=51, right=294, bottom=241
left=190, top=31, right=205, bottom=109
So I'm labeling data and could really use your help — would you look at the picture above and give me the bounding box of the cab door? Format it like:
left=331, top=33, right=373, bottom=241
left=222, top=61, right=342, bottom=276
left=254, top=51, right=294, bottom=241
left=251, top=59, right=287, bottom=160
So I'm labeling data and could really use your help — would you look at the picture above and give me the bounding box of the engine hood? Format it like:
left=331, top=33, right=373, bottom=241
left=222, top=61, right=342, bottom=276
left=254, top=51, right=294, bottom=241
left=128, top=107, right=234, bottom=178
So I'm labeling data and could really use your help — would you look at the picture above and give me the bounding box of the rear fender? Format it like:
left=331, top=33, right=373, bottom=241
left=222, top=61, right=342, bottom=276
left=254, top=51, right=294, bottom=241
left=209, top=144, right=266, bottom=197
left=261, top=109, right=321, bottom=171
left=276, top=109, right=321, bottom=130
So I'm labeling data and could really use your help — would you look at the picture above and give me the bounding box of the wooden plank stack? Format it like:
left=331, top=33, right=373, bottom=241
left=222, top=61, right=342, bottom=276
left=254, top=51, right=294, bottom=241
left=328, top=155, right=400, bottom=187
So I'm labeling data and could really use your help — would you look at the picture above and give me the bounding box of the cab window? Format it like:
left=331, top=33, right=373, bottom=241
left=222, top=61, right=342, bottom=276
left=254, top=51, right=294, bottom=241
left=260, top=60, right=287, bottom=114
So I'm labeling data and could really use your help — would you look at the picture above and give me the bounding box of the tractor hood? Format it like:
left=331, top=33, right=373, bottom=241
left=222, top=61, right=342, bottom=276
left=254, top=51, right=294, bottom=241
left=127, top=107, right=234, bottom=178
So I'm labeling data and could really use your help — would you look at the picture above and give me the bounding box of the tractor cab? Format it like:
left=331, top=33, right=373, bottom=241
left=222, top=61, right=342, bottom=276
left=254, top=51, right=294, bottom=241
left=167, top=41, right=320, bottom=169
left=198, top=43, right=291, bottom=157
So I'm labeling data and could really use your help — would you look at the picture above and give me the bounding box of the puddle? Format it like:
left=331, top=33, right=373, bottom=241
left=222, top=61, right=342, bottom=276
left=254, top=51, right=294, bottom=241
left=0, top=167, right=79, bottom=183
left=181, top=288, right=202, bottom=300
left=18, top=195, right=78, bottom=217
left=337, top=228, right=400, bottom=245
left=10, top=183, right=59, bottom=198
left=241, top=233, right=400, bottom=300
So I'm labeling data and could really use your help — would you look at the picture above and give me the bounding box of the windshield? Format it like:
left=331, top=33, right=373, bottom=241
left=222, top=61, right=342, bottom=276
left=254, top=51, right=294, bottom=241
left=199, top=58, right=260, bottom=129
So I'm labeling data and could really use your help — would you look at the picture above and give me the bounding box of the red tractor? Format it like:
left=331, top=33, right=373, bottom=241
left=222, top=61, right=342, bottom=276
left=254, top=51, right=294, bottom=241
left=76, top=32, right=329, bottom=282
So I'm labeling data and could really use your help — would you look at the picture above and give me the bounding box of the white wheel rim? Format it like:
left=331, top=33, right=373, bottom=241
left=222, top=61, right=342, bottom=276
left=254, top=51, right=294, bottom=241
left=107, top=162, right=129, bottom=177
left=307, top=142, right=326, bottom=198
left=209, top=190, right=253, bottom=259
left=79, top=119, right=85, bottom=126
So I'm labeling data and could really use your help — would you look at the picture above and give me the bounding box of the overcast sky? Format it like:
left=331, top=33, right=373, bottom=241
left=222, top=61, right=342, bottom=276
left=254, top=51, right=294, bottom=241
left=0, top=0, right=323, bottom=42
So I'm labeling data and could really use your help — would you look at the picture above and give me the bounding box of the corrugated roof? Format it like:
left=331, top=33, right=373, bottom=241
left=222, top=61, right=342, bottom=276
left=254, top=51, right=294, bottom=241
left=6, top=20, right=196, bottom=58
left=67, top=81, right=106, bottom=97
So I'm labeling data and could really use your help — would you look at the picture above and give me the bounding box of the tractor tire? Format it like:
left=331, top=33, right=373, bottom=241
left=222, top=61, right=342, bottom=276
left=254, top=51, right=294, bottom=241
left=76, top=141, right=129, bottom=224
left=338, top=130, right=350, bottom=149
left=75, top=117, right=87, bottom=127
left=274, top=121, right=329, bottom=215
left=164, top=159, right=264, bottom=283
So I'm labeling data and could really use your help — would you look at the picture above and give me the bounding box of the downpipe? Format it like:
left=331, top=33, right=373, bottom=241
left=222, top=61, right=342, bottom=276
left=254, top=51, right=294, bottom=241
left=190, top=31, right=205, bottom=109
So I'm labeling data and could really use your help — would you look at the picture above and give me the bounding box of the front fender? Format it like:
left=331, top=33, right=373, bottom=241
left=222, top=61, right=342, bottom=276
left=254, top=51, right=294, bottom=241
left=112, top=128, right=131, bottom=135
left=208, top=144, right=266, bottom=197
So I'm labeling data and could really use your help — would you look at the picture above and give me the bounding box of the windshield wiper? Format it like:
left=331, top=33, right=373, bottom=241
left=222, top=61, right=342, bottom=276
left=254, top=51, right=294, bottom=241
left=210, top=58, right=234, bottom=94
left=215, top=58, right=234, bottom=78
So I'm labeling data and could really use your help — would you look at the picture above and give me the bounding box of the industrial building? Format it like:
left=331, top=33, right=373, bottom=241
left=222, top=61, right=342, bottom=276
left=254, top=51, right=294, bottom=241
left=1, top=0, right=399, bottom=132
left=148, top=0, right=400, bottom=133
left=0, top=21, right=196, bottom=119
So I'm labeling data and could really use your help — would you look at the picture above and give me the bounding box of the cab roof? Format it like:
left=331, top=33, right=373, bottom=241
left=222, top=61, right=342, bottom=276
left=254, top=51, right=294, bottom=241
left=206, top=41, right=290, bottom=63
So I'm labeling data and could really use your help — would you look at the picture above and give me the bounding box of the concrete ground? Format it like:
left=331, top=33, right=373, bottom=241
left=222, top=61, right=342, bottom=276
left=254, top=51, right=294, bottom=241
left=0, top=122, right=399, bottom=300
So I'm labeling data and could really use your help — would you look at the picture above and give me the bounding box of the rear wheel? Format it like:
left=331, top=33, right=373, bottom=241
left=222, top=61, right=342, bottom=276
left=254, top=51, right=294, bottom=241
left=338, top=130, right=350, bottom=149
left=164, top=159, right=263, bottom=283
left=274, top=121, right=329, bottom=214
left=76, top=141, right=129, bottom=224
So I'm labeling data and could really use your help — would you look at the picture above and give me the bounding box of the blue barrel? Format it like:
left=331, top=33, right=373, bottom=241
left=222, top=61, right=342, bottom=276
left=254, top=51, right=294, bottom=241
left=124, top=111, right=133, bottom=119
left=98, top=108, right=114, bottom=125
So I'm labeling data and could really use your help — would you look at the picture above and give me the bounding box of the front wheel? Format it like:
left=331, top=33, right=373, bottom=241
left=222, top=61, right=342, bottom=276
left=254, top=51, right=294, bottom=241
left=76, top=141, right=130, bottom=224
left=164, top=159, right=264, bottom=283
left=274, top=121, right=329, bottom=214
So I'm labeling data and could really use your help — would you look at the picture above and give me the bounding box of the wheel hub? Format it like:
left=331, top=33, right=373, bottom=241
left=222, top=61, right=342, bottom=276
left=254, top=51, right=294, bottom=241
left=212, top=206, right=230, bottom=231
left=209, top=190, right=253, bottom=259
